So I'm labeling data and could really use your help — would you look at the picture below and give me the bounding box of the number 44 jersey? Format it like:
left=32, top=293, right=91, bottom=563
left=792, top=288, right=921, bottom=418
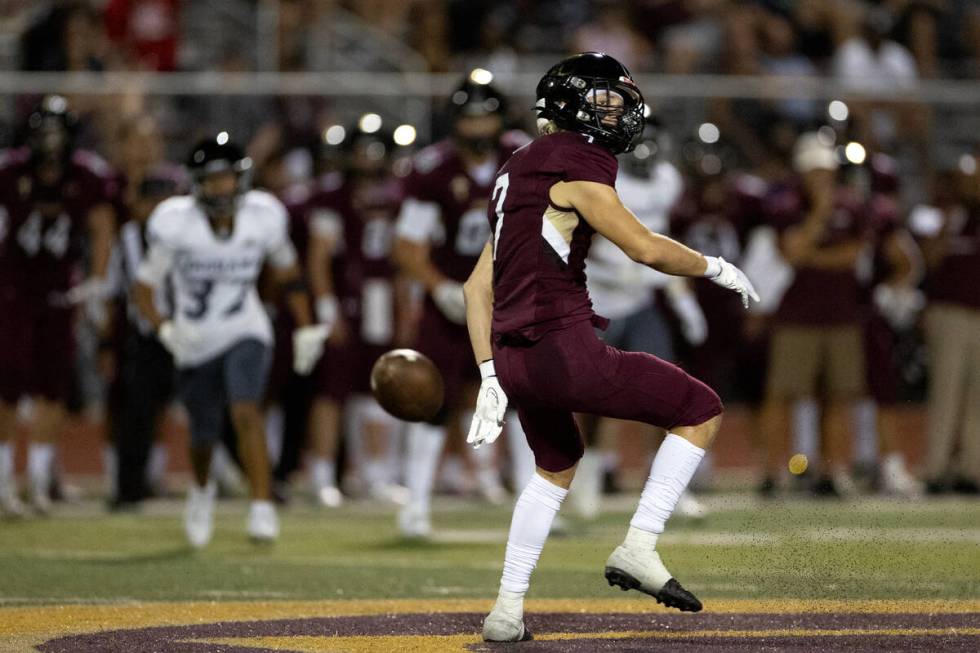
left=139, top=190, right=295, bottom=367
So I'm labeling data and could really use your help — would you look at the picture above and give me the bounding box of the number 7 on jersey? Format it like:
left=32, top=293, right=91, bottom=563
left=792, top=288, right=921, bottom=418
left=491, top=173, right=509, bottom=260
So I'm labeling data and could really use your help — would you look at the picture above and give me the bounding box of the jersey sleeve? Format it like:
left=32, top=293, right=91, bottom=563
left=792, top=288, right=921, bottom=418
left=137, top=205, right=179, bottom=286
left=394, top=169, right=441, bottom=243
left=261, top=194, right=299, bottom=269
left=553, top=136, right=618, bottom=187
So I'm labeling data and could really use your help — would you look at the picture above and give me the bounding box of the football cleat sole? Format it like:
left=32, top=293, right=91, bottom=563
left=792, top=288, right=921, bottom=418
left=604, top=567, right=703, bottom=613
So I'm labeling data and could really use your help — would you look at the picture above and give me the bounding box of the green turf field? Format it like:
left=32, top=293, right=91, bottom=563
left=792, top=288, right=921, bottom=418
left=1, top=495, right=978, bottom=605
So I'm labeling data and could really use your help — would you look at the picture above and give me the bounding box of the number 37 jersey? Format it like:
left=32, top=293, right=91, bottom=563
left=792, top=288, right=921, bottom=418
left=140, top=190, right=294, bottom=367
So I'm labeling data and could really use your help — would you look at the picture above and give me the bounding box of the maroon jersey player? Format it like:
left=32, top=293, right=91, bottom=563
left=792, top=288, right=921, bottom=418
left=0, top=96, right=118, bottom=515
left=393, top=73, right=530, bottom=537
left=462, top=53, right=758, bottom=642
left=302, top=122, right=404, bottom=506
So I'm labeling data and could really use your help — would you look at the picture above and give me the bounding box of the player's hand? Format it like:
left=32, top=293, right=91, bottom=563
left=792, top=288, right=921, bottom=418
left=432, top=281, right=467, bottom=324
left=873, top=283, right=924, bottom=330
left=293, top=324, right=329, bottom=375
left=466, top=360, right=507, bottom=449
left=704, top=256, right=760, bottom=309
left=157, top=320, right=201, bottom=360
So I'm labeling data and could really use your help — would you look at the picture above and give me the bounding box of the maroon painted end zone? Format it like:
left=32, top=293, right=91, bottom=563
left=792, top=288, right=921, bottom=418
left=37, top=612, right=980, bottom=653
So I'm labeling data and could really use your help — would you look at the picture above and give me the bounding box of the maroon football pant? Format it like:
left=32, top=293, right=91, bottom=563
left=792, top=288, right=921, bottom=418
left=0, top=302, right=75, bottom=404
left=493, top=320, right=722, bottom=472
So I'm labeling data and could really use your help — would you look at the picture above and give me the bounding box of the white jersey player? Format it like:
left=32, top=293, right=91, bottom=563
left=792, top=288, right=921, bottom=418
left=134, top=135, right=326, bottom=547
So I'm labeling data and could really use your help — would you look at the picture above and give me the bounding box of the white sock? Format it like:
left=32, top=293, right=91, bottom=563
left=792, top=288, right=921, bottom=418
left=792, top=399, right=820, bottom=461
left=103, top=446, right=117, bottom=496
left=310, top=456, right=337, bottom=490
left=404, top=423, right=445, bottom=514
left=440, top=453, right=466, bottom=492
left=630, top=434, right=705, bottom=535
left=568, top=448, right=603, bottom=519
left=0, top=442, right=14, bottom=490
left=146, top=443, right=169, bottom=487
left=265, top=405, right=284, bottom=468
left=27, top=443, right=54, bottom=493
left=853, top=399, right=879, bottom=468
left=505, top=413, right=535, bottom=493
left=470, top=433, right=500, bottom=491
left=500, top=473, right=568, bottom=595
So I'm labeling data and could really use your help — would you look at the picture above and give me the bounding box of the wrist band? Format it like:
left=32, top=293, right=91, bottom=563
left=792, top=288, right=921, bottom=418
left=702, top=256, right=722, bottom=279
left=479, top=359, right=496, bottom=379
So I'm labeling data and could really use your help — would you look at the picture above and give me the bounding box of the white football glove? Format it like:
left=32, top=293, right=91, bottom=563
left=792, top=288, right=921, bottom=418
left=665, top=281, right=708, bottom=346
left=157, top=320, right=201, bottom=360
left=432, top=281, right=467, bottom=324
left=466, top=360, right=507, bottom=449
left=293, top=325, right=329, bottom=375
left=873, top=283, right=925, bottom=331
left=703, top=256, right=760, bottom=309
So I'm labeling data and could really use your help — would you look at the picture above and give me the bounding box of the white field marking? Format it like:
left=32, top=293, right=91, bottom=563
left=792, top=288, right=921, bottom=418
left=429, top=529, right=508, bottom=544
left=802, top=527, right=980, bottom=544
left=0, top=596, right=139, bottom=605
left=418, top=586, right=484, bottom=595
left=197, top=590, right=295, bottom=599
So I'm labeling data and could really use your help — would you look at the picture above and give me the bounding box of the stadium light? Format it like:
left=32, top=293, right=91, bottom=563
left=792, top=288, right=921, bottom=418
left=697, top=122, right=719, bottom=144
left=359, top=113, right=382, bottom=134
left=828, top=100, right=849, bottom=122
left=323, top=125, right=345, bottom=145
left=845, top=141, right=867, bottom=165
left=393, top=124, right=417, bottom=146
left=469, top=68, right=493, bottom=85
left=216, top=131, right=229, bottom=145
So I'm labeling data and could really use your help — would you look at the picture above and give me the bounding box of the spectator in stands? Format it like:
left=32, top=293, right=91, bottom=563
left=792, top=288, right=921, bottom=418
left=759, top=132, right=870, bottom=497
left=103, top=0, right=180, bottom=71
left=20, top=1, right=108, bottom=72
left=911, top=151, right=980, bottom=494
left=572, top=2, right=653, bottom=71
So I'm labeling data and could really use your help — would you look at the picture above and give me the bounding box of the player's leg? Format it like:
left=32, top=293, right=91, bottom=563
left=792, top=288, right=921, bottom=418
left=924, top=305, right=968, bottom=491
left=176, top=355, right=228, bottom=548
left=759, top=326, right=820, bottom=493
left=307, top=398, right=343, bottom=506
left=0, top=400, right=23, bottom=516
left=26, top=398, right=66, bottom=514
left=223, top=339, right=277, bottom=542
left=954, top=318, right=980, bottom=490
left=483, top=407, right=581, bottom=642
left=817, top=326, right=867, bottom=497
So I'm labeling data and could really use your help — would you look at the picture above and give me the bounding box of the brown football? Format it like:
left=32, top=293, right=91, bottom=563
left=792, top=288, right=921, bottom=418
left=370, top=349, right=445, bottom=422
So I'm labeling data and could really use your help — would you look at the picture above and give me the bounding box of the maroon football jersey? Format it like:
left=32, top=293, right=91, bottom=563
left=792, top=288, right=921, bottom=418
left=489, top=131, right=618, bottom=342
left=0, top=148, right=118, bottom=303
left=301, top=175, right=400, bottom=345
left=925, top=203, right=980, bottom=310
left=396, top=132, right=529, bottom=283
left=765, top=181, right=869, bottom=325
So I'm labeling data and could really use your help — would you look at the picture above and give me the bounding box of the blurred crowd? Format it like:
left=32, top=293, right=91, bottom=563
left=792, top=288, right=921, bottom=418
left=0, top=0, right=977, bottom=518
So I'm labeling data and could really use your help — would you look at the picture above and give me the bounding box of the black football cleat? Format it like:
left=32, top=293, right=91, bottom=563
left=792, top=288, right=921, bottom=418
left=605, top=545, right=703, bottom=613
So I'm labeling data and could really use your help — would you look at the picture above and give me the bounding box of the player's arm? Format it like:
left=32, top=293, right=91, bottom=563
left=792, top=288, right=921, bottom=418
left=393, top=238, right=446, bottom=292
left=393, top=196, right=466, bottom=323
left=268, top=237, right=329, bottom=375
left=134, top=241, right=173, bottom=333
left=551, top=180, right=759, bottom=307
left=87, top=203, right=116, bottom=279
left=463, top=240, right=494, bottom=365
left=463, top=240, right=505, bottom=449
left=306, top=209, right=344, bottom=338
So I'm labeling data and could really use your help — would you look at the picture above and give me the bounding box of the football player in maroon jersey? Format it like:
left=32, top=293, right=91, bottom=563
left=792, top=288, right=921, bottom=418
left=393, top=73, right=533, bottom=537
left=462, top=53, right=758, bottom=642
left=303, top=121, right=406, bottom=506
left=0, top=96, right=118, bottom=515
